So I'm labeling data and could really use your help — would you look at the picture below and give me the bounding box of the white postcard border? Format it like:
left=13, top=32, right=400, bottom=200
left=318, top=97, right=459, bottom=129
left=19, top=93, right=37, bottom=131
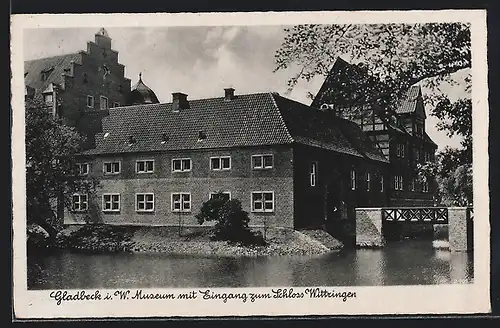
left=11, top=10, right=490, bottom=318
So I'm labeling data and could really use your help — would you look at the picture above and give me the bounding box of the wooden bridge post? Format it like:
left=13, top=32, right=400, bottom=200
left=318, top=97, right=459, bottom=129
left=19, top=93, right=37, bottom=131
left=355, top=208, right=385, bottom=248
left=448, top=207, right=473, bottom=252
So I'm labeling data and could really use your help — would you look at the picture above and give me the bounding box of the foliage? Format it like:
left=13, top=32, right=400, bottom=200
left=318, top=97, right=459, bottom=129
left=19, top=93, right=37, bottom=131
left=274, top=23, right=470, bottom=111
left=417, top=147, right=473, bottom=206
left=25, top=98, right=98, bottom=238
left=274, top=23, right=473, bottom=205
left=195, top=193, right=265, bottom=245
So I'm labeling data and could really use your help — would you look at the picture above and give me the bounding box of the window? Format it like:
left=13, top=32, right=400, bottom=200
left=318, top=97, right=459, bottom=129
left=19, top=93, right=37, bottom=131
left=113, top=101, right=120, bottom=108
left=172, top=158, right=191, bottom=172
left=310, top=162, right=317, bottom=187
left=396, top=143, right=405, bottom=158
left=77, top=163, right=89, bottom=176
left=251, top=191, right=274, bottom=213
left=411, top=178, right=416, bottom=192
left=366, top=172, right=371, bottom=191
left=414, top=148, right=420, bottom=162
left=350, top=169, right=356, bottom=190
left=103, top=161, right=121, bottom=175
left=136, top=160, right=154, bottom=173
left=209, top=192, right=231, bottom=202
left=171, top=193, right=191, bottom=212
left=44, top=93, right=53, bottom=104
left=102, top=193, right=120, bottom=212
left=136, top=193, right=154, bottom=212
left=380, top=175, right=384, bottom=192
left=252, top=154, right=273, bottom=169
left=210, top=156, right=231, bottom=171
left=87, top=95, right=94, bottom=108
left=394, top=175, right=404, bottom=191
left=100, top=96, right=108, bottom=110
left=422, top=180, right=429, bottom=193
left=72, top=194, right=88, bottom=212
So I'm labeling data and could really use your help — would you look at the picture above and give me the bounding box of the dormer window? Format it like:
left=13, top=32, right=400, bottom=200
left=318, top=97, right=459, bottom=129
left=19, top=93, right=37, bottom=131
left=41, top=67, right=54, bottom=81
left=161, top=133, right=169, bottom=144
left=198, top=130, right=207, bottom=141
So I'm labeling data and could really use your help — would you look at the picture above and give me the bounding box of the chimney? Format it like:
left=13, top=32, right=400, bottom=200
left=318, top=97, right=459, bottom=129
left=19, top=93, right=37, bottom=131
left=224, top=88, right=235, bottom=101
left=172, top=92, right=189, bottom=112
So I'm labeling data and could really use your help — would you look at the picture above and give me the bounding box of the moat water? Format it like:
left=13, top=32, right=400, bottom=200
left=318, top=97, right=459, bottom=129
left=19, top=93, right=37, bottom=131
left=27, top=239, right=473, bottom=289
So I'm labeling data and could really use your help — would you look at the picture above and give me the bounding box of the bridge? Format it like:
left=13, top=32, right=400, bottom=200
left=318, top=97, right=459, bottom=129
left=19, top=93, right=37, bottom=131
left=355, top=207, right=473, bottom=252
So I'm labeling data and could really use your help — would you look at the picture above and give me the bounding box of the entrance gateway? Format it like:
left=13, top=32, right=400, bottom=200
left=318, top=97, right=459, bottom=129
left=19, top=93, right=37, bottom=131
left=355, top=207, right=473, bottom=252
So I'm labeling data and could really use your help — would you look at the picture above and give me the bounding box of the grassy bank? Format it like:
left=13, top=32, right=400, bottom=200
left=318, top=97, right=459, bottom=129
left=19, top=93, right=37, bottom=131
left=56, top=224, right=344, bottom=257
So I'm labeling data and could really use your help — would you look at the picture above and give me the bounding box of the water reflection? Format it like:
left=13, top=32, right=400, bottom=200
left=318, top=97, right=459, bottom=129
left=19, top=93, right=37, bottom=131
left=28, top=240, right=474, bottom=290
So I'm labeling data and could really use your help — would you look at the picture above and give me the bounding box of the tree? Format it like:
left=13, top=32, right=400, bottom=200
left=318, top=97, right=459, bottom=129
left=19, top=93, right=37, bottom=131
left=195, top=193, right=265, bottom=245
left=25, top=98, right=98, bottom=239
left=274, top=23, right=472, bottom=205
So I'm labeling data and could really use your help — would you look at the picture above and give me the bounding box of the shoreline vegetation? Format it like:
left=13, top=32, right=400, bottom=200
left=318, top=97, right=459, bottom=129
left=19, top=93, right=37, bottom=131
left=30, top=224, right=345, bottom=257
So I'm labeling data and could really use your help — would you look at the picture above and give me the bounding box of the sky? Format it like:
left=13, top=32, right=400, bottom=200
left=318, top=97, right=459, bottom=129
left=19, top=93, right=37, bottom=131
left=23, top=26, right=464, bottom=151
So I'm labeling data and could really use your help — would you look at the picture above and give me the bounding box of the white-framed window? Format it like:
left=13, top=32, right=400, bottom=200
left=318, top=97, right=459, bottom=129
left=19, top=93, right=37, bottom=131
left=366, top=172, right=371, bottom=191
left=102, top=193, right=120, bottom=212
left=172, top=158, right=192, bottom=172
left=86, top=95, right=94, bottom=108
left=113, top=101, right=120, bottom=108
left=380, top=175, right=384, bottom=192
left=136, top=193, right=155, bottom=212
left=71, top=194, right=88, bottom=212
left=136, top=159, right=154, bottom=173
left=100, top=95, right=108, bottom=110
left=350, top=169, right=356, bottom=190
left=171, top=193, right=191, bottom=212
left=310, top=162, right=317, bottom=187
left=103, top=161, right=121, bottom=175
left=251, top=191, right=275, bottom=213
left=394, top=175, right=404, bottom=191
left=252, top=154, right=273, bottom=169
left=77, top=163, right=89, bottom=176
left=210, top=156, right=231, bottom=171
left=209, top=191, right=231, bottom=202
left=424, top=151, right=432, bottom=162
left=396, top=143, right=405, bottom=158
left=44, top=93, right=53, bottom=104
left=422, top=180, right=429, bottom=193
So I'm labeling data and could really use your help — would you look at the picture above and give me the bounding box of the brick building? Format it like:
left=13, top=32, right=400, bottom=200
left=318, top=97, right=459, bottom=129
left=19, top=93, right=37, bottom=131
left=24, top=29, right=397, bottom=231
left=312, top=57, right=438, bottom=206
left=64, top=89, right=390, bottom=229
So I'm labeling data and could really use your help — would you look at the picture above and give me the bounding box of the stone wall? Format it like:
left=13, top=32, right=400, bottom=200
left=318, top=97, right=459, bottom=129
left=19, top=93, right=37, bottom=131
left=355, top=208, right=384, bottom=248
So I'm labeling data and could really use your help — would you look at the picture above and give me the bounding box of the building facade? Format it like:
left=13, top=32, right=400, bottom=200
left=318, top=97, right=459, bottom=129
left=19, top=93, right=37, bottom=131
left=64, top=90, right=389, bottom=230
left=311, top=57, right=438, bottom=206
left=25, top=29, right=413, bottom=232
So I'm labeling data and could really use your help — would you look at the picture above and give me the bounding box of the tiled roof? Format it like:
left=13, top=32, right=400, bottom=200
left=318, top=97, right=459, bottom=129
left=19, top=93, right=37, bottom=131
left=272, top=95, right=388, bottom=162
left=24, top=53, right=82, bottom=98
left=82, top=92, right=389, bottom=163
left=395, top=85, right=421, bottom=114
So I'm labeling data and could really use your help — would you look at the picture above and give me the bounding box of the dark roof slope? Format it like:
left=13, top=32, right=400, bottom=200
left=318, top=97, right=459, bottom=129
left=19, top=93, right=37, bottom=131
left=83, top=92, right=389, bottom=163
left=272, top=95, right=387, bottom=162
left=24, top=53, right=82, bottom=97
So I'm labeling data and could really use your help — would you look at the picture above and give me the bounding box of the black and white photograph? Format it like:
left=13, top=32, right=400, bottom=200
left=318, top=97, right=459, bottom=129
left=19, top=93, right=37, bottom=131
left=11, top=10, right=490, bottom=318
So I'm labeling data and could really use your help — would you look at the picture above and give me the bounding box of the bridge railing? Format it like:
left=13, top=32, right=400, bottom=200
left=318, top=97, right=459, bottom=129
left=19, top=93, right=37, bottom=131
left=381, top=207, right=449, bottom=224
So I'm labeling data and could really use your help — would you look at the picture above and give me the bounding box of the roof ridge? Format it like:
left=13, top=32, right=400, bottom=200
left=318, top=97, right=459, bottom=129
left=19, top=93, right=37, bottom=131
left=269, top=93, right=294, bottom=143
